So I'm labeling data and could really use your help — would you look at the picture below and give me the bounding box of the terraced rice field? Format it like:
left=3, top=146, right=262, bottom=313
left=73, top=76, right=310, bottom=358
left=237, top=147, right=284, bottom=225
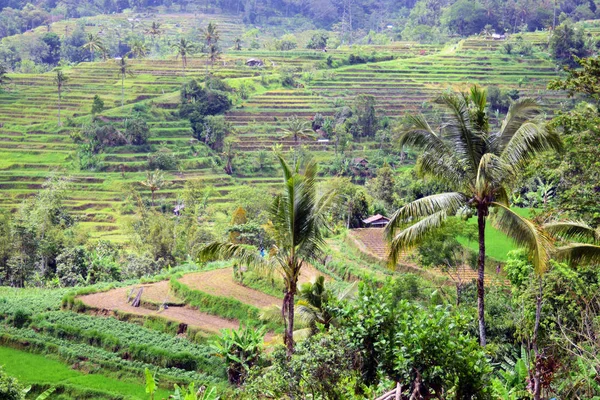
left=0, top=12, right=569, bottom=237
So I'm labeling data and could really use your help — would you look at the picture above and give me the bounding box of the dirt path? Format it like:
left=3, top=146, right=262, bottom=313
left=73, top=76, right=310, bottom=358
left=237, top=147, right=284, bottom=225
left=78, top=284, right=239, bottom=334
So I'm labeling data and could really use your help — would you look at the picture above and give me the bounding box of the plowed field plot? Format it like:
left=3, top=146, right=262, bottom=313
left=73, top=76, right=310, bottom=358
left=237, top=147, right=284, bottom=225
left=78, top=282, right=239, bottom=334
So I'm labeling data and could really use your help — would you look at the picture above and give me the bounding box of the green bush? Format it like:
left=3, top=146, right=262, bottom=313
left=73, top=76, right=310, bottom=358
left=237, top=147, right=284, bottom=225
left=12, top=309, right=31, bottom=328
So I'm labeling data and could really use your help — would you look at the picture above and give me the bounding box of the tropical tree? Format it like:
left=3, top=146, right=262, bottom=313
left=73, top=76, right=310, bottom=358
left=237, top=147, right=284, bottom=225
left=201, top=21, right=220, bottom=47
left=201, top=22, right=220, bottom=74
left=205, top=44, right=221, bottom=70
left=146, top=21, right=162, bottom=45
left=116, top=57, right=134, bottom=107
left=212, top=325, right=266, bottom=385
left=128, top=39, right=148, bottom=58
left=281, top=116, right=316, bottom=145
left=201, top=156, right=333, bottom=356
left=53, top=69, right=68, bottom=126
left=296, top=276, right=337, bottom=333
left=385, top=86, right=562, bottom=346
left=172, top=38, right=195, bottom=73
left=82, top=33, right=105, bottom=61
left=140, top=169, right=166, bottom=207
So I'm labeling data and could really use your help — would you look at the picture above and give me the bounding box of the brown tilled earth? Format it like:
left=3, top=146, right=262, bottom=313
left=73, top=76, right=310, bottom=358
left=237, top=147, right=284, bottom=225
left=78, top=283, right=239, bottom=334
left=77, top=264, right=332, bottom=334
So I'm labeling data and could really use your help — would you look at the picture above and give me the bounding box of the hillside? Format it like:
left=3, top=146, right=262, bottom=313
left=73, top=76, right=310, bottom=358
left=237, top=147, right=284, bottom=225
left=0, top=11, right=566, bottom=240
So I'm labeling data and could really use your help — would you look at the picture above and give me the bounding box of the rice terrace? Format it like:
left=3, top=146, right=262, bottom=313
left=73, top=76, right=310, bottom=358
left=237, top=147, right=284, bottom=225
left=0, top=0, right=600, bottom=399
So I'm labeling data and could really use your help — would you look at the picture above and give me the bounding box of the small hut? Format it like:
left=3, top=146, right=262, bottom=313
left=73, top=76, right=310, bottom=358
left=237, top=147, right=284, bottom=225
left=362, top=214, right=390, bottom=228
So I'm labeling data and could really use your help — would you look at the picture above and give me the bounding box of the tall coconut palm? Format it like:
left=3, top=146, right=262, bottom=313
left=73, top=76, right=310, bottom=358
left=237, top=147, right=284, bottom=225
left=200, top=156, right=334, bottom=356
left=171, top=38, right=195, bottom=74
left=206, top=44, right=221, bottom=69
left=201, top=22, right=220, bottom=74
left=201, top=21, right=220, bottom=47
left=146, top=21, right=162, bottom=44
left=82, top=33, right=105, bottom=62
left=140, top=169, right=165, bottom=207
left=53, top=69, right=68, bottom=126
left=116, top=57, right=134, bottom=108
left=281, top=116, right=316, bottom=145
left=385, top=86, right=562, bottom=346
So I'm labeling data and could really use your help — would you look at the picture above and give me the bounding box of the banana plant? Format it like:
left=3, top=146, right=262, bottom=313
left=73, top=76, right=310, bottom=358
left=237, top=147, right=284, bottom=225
left=212, top=325, right=266, bottom=385
left=171, top=383, right=218, bottom=400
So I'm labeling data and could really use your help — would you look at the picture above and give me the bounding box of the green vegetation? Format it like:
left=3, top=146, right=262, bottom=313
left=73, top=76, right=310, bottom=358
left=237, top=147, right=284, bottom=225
left=0, top=1, right=599, bottom=399
left=0, top=346, right=172, bottom=399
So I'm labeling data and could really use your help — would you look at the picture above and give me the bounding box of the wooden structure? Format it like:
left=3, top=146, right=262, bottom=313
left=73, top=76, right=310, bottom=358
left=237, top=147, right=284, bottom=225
left=362, top=214, right=390, bottom=228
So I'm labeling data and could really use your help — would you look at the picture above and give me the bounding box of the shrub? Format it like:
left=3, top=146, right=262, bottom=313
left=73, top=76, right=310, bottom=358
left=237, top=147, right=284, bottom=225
left=91, top=95, right=104, bottom=114
left=12, top=309, right=31, bottom=328
left=125, top=116, right=151, bottom=145
left=147, top=148, right=179, bottom=170
left=0, top=366, right=25, bottom=400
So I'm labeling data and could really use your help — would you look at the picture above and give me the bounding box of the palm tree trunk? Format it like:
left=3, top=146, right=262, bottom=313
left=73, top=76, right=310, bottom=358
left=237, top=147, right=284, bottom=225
left=533, top=276, right=543, bottom=400
left=477, top=206, right=487, bottom=347
left=284, top=283, right=296, bottom=357
left=57, top=89, right=62, bottom=126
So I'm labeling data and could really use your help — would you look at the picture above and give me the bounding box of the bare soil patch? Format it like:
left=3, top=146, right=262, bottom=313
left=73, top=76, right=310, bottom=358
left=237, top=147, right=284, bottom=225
left=78, top=284, right=239, bottom=334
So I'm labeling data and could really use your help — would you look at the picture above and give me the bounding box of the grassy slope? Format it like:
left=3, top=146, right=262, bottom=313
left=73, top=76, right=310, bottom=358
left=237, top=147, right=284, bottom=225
left=0, top=346, right=172, bottom=399
left=458, top=207, right=533, bottom=261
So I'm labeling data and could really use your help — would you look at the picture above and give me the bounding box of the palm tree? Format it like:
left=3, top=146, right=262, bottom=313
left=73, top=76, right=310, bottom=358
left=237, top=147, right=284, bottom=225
left=116, top=57, right=134, bottom=107
left=201, top=22, right=220, bottom=74
left=385, top=86, right=562, bottom=346
left=82, top=33, right=105, bottom=62
left=146, top=21, right=162, bottom=44
left=171, top=38, right=195, bottom=74
left=544, top=221, right=600, bottom=265
left=202, top=21, right=220, bottom=47
left=53, top=69, right=68, bottom=126
left=201, top=156, right=334, bottom=356
left=281, top=116, right=316, bottom=145
left=140, top=169, right=165, bottom=207
left=128, top=39, right=148, bottom=59
left=206, top=44, right=221, bottom=69
left=296, top=276, right=333, bottom=333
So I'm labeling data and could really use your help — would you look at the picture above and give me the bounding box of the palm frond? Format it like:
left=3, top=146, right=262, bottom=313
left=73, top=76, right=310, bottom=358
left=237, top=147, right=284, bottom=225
left=543, top=221, right=599, bottom=244
left=475, top=153, right=513, bottom=196
left=554, top=244, right=600, bottom=266
left=491, top=202, right=553, bottom=275
left=388, top=210, right=448, bottom=268
left=438, top=93, right=484, bottom=173
left=499, top=120, right=562, bottom=168
left=493, top=98, right=542, bottom=150
left=399, top=115, right=456, bottom=157
left=416, top=151, right=468, bottom=188
left=385, top=192, right=467, bottom=242
left=198, top=242, right=266, bottom=267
